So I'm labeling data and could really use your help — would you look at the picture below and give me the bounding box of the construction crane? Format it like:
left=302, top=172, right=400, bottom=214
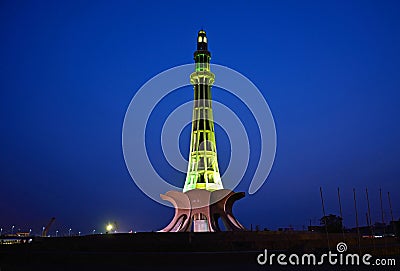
left=42, top=217, right=56, bottom=237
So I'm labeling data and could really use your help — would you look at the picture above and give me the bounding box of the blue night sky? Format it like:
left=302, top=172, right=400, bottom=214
left=1, top=0, right=399, bottom=235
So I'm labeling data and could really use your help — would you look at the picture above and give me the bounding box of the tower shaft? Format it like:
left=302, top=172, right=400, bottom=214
left=184, top=30, right=223, bottom=192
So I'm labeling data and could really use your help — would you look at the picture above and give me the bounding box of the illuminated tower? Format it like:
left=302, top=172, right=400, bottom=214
left=184, top=30, right=224, bottom=192
left=160, top=30, right=245, bottom=232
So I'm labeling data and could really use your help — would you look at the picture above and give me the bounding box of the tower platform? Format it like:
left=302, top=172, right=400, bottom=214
left=159, top=189, right=246, bottom=232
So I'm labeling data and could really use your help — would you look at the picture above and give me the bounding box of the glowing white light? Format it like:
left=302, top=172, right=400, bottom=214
left=106, top=224, right=113, bottom=231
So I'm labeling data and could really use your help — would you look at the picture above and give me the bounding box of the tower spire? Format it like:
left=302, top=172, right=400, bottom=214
left=196, top=29, right=208, bottom=51
left=184, top=30, right=224, bottom=192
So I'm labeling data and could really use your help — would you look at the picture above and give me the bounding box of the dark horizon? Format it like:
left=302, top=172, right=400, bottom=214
left=1, top=1, right=399, bottom=235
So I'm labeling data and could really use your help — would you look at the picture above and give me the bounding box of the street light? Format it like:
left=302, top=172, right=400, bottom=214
left=29, top=229, right=32, bottom=236
left=55, top=230, right=58, bottom=237
left=69, top=228, right=72, bottom=236
left=92, top=229, right=96, bottom=235
left=106, top=223, right=113, bottom=233
left=78, top=231, right=81, bottom=236
left=11, top=225, right=15, bottom=235
left=42, top=226, right=45, bottom=236
left=0, top=228, right=3, bottom=236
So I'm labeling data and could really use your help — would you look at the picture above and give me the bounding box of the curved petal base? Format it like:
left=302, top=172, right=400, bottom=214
left=159, top=189, right=246, bottom=232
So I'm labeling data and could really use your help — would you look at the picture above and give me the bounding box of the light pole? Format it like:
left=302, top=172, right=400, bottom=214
left=55, top=230, right=58, bottom=237
left=69, top=228, right=72, bottom=236
left=0, top=228, right=3, bottom=236
left=29, top=229, right=32, bottom=236
left=92, top=229, right=96, bottom=235
left=78, top=231, right=81, bottom=236
left=42, top=226, right=45, bottom=237
left=11, top=225, right=15, bottom=235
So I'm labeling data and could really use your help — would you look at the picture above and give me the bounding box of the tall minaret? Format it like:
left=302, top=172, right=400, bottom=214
left=184, top=30, right=224, bottom=192
left=160, top=30, right=246, bottom=232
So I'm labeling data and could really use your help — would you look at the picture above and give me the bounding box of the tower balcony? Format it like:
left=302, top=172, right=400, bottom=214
left=190, top=71, right=215, bottom=86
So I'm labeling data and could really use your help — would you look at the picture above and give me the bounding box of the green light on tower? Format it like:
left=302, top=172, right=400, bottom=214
left=183, top=30, right=224, bottom=192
